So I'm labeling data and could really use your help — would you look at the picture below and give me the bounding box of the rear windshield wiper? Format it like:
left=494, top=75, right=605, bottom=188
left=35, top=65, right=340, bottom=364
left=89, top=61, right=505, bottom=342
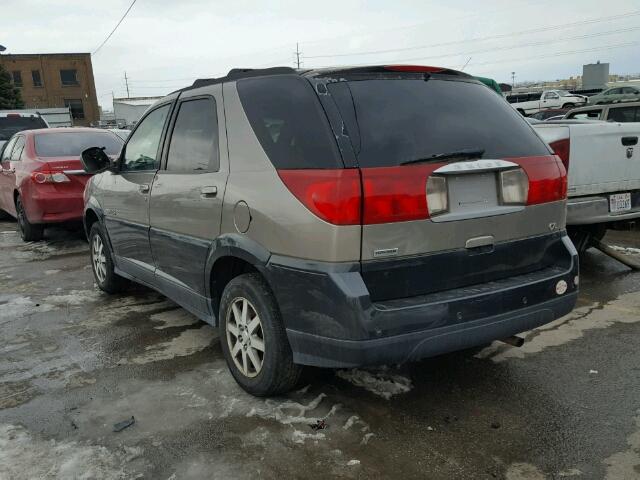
left=400, top=148, right=485, bottom=165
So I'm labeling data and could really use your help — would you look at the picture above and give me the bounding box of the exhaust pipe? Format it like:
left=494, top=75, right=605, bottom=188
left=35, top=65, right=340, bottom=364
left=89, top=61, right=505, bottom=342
left=500, top=335, right=524, bottom=347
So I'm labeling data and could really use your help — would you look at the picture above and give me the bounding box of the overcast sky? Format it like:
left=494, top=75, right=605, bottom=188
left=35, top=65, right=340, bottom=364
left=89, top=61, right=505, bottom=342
left=3, top=0, right=640, bottom=109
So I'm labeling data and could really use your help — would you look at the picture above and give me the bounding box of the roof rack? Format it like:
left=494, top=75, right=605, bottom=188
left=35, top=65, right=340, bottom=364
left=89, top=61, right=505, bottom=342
left=188, top=66, right=297, bottom=90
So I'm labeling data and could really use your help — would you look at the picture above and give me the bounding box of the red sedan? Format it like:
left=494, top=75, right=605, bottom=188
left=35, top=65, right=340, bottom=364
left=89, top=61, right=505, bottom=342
left=0, top=128, right=123, bottom=241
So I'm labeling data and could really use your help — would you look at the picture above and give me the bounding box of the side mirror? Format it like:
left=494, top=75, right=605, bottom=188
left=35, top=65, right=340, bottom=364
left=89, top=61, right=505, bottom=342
left=81, top=147, right=113, bottom=174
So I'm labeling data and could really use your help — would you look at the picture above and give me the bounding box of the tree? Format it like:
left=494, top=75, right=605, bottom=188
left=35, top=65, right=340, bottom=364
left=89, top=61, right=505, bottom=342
left=0, top=64, right=25, bottom=109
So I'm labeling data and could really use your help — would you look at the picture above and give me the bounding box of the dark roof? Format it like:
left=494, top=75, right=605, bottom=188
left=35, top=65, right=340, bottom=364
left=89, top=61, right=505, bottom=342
left=176, top=64, right=470, bottom=94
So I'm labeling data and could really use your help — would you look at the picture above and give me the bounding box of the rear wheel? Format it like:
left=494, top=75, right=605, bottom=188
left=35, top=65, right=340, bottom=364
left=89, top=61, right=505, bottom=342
left=89, top=222, right=128, bottom=293
left=16, top=195, right=43, bottom=242
left=219, top=273, right=302, bottom=396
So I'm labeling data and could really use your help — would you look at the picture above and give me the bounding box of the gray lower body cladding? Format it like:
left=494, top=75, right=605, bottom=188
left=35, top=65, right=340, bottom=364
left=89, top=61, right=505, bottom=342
left=264, top=234, right=578, bottom=368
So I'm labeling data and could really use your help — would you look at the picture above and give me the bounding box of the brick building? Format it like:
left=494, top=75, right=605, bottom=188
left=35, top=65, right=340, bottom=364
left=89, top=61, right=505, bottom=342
left=0, top=53, right=99, bottom=126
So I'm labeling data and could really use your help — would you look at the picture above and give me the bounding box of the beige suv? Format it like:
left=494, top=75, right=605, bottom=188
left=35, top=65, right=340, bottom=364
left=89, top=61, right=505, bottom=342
left=81, top=66, right=578, bottom=396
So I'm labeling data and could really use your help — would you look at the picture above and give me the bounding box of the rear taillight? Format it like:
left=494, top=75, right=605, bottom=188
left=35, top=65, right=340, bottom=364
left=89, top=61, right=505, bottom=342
left=516, top=156, right=567, bottom=205
left=277, top=169, right=361, bottom=225
left=549, top=138, right=570, bottom=172
left=30, top=165, right=70, bottom=184
left=361, top=164, right=443, bottom=224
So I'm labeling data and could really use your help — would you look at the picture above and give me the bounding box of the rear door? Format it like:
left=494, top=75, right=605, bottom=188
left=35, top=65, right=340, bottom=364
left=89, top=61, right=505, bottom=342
left=542, top=91, right=561, bottom=109
left=1, top=135, right=25, bottom=216
left=101, top=103, right=172, bottom=283
left=149, top=87, right=228, bottom=314
left=0, top=136, right=19, bottom=214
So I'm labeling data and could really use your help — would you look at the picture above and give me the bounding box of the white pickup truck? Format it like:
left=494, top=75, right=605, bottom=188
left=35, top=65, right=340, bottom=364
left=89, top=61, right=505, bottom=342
left=533, top=120, right=640, bottom=251
left=507, top=90, right=587, bottom=116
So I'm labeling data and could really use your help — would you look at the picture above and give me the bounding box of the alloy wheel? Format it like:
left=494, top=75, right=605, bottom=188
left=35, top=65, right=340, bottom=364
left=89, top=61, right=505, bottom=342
left=226, top=297, right=265, bottom=378
left=92, top=234, right=107, bottom=284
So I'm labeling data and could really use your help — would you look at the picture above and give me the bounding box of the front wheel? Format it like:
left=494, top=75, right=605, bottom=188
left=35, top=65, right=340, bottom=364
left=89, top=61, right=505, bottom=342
left=89, top=222, right=128, bottom=293
left=562, top=103, right=575, bottom=109
left=16, top=195, right=43, bottom=242
left=219, top=273, right=302, bottom=396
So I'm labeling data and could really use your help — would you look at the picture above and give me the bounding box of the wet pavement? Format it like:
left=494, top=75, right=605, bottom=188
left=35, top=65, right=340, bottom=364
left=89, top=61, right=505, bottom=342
left=1, top=219, right=639, bottom=480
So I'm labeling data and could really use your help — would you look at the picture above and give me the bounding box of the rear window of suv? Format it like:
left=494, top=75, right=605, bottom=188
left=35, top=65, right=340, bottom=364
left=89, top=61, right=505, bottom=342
left=237, top=76, right=342, bottom=169
left=328, top=78, right=550, bottom=168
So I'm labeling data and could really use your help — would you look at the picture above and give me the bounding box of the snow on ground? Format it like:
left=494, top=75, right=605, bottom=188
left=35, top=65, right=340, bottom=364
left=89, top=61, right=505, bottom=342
left=128, top=326, right=217, bottom=364
left=335, top=367, right=413, bottom=400
left=0, top=424, right=138, bottom=480
left=150, top=309, right=199, bottom=329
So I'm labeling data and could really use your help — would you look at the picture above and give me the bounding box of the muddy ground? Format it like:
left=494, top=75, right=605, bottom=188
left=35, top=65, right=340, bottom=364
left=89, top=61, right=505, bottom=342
left=1, top=219, right=639, bottom=480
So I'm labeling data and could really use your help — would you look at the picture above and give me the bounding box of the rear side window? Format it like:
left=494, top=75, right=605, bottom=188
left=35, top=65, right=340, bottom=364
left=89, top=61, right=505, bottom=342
left=35, top=132, right=123, bottom=157
left=10, top=136, right=25, bottom=161
left=607, top=107, right=638, bottom=123
left=568, top=110, right=602, bottom=120
left=329, top=78, right=550, bottom=168
left=167, top=97, right=219, bottom=172
left=237, top=76, right=342, bottom=169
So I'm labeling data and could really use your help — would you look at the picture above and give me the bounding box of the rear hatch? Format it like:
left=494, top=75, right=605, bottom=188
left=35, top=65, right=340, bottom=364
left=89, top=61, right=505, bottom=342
left=318, top=67, right=568, bottom=301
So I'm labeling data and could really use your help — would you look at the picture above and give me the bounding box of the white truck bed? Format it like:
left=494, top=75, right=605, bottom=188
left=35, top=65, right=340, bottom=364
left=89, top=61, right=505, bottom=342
left=534, top=120, right=640, bottom=225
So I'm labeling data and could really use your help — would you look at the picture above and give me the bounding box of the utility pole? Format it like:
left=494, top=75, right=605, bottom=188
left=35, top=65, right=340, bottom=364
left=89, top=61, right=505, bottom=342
left=511, top=71, right=516, bottom=88
left=124, top=71, right=130, bottom=98
left=294, top=43, right=302, bottom=69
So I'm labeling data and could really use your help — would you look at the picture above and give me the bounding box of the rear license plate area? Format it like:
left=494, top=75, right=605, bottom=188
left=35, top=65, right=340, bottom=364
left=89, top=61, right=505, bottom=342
left=609, top=193, right=632, bottom=213
left=447, top=173, right=498, bottom=215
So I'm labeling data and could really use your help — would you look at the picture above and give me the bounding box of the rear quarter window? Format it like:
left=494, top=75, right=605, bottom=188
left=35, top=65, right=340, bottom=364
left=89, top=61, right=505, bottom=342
left=329, top=78, right=550, bottom=168
left=236, top=76, right=342, bottom=169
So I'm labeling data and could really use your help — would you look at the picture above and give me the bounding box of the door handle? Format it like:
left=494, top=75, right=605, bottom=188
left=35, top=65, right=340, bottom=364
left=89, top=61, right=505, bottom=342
left=201, top=186, right=217, bottom=197
left=622, top=136, right=638, bottom=146
left=138, top=184, right=150, bottom=194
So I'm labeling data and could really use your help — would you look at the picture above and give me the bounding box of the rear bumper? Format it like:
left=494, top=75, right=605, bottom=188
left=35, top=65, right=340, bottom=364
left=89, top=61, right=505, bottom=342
left=567, top=194, right=640, bottom=225
left=264, top=234, right=579, bottom=368
left=287, top=293, right=576, bottom=368
left=22, top=184, right=84, bottom=224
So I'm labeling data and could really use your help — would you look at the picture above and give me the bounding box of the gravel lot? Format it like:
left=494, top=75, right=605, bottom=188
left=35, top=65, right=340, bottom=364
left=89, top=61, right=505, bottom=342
left=1, top=219, right=639, bottom=480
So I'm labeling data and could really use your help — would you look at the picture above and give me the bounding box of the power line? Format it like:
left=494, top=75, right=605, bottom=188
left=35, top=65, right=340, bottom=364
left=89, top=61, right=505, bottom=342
left=314, top=25, right=640, bottom=68
left=305, top=10, right=640, bottom=59
left=468, top=41, right=640, bottom=70
left=93, top=0, right=138, bottom=55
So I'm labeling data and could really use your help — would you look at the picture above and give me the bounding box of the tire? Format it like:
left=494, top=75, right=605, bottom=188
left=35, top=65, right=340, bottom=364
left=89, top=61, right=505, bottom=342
left=219, top=273, right=302, bottom=396
left=562, top=103, right=574, bottom=109
left=16, top=195, right=44, bottom=242
left=517, top=109, right=526, bottom=116
left=89, top=222, right=128, bottom=294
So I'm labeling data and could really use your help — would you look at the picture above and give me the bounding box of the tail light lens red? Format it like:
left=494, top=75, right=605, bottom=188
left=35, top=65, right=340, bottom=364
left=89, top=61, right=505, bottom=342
left=277, top=169, right=362, bottom=225
left=278, top=155, right=566, bottom=225
left=515, top=156, right=567, bottom=205
left=361, top=165, right=442, bottom=224
left=549, top=138, right=570, bottom=172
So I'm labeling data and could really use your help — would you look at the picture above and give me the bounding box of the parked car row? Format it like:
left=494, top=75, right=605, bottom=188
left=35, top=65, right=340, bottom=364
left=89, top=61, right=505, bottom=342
left=3, top=64, right=636, bottom=398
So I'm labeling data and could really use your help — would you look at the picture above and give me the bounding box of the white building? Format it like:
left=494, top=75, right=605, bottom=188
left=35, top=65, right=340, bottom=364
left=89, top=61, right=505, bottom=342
left=112, top=96, right=163, bottom=127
